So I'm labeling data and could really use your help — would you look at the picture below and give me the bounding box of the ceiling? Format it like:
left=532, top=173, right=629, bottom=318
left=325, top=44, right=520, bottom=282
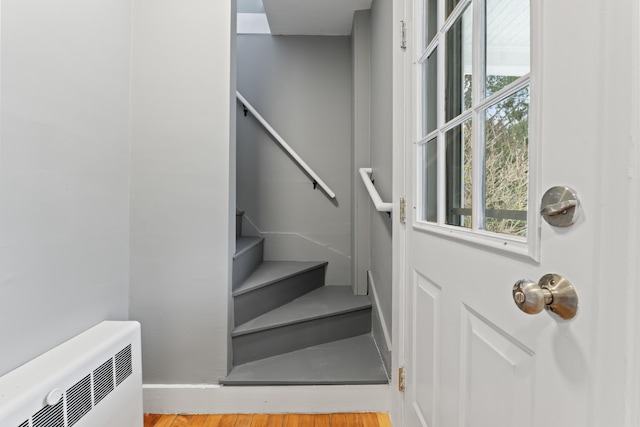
left=262, top=0, right=373, bottom=35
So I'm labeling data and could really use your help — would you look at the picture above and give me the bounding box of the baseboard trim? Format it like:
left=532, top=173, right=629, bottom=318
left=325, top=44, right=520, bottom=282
left=367, top=271, right=392, bottom=351
left=143, top=384, right=392, bottom=414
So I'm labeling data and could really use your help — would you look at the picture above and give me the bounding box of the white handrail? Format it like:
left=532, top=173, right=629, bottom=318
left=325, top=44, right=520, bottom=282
left=359, top=168, right=392, bottom=212
left=236, top=91, right=336, bottom=199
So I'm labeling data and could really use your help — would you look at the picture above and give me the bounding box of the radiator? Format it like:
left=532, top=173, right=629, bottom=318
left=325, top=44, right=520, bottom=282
left=0, top=321, right=143, bottom=427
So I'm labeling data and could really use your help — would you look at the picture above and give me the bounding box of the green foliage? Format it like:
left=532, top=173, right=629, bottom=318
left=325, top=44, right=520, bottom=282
left=462, top=75, right=529, bottom=237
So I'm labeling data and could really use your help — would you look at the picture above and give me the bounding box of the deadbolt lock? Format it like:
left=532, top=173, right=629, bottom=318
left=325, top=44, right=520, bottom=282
left=540, top=186, right=580, bottom=227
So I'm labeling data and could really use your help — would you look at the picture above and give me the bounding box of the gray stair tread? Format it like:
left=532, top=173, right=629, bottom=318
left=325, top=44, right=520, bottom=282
left=234, top=236, right=264, bottom=259
left=233, top=260, right=328, bottom=296
left=221, top=334, right=388, bottom=385
left=233, top=286, right=371, bottom=336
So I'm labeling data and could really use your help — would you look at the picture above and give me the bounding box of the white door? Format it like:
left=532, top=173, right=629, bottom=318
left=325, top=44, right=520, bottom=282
left=399, top=0, right=640, bottom=425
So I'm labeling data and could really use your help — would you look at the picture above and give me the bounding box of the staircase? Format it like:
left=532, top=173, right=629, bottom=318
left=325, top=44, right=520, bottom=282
left=221, top=209, right=388, bottom=385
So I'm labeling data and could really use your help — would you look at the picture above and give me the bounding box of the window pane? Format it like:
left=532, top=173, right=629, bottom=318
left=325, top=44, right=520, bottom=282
left=485, top=0, right=530, bottom=97
left=484, top=86, right=529, bottom=236
left=445, top=119, right=472, bottom=228
left=425, top=0, right=438, bottom=45
left=421, top=138, right=438, bottom=223
left=423, top=49, right=438, bottom=136
left=445, top=5, right=473, bottom=122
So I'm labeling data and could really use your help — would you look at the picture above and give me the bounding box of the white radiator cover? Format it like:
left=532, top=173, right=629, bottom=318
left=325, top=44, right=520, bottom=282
left=0, top=321, right=143, bottom=427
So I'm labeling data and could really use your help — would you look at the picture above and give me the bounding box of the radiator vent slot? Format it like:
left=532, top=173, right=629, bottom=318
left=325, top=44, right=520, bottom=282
left=115, top=344, right=132, bottom=386
left=93, top=358, right=114, bottom=406
left=65, top=374, right=92, bottom=427
left=32, top=399, right=64, bottom=427
left=4, top=323, right=140, bottom=427
left=23, top=344, right=133, bottom=426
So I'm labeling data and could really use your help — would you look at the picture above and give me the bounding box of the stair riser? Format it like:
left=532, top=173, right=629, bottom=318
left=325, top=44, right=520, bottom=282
left=236, top=213, right=243, bottom=239
left=234, top=267, right=326, bottom=326
left=233, top=242, right=264, bottom=290
left=232, top=308, right=372, bottom=365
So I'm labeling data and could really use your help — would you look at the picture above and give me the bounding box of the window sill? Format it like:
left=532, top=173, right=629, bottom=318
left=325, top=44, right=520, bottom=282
left=411, top=220, right=539, bottom=261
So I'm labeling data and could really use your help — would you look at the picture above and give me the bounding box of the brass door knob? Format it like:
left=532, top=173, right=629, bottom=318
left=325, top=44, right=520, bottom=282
left=512, top=273, right=578, bottom=319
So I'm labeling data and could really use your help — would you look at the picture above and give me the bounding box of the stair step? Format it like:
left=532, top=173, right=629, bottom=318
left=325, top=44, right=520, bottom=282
left=233, top=261, right=328, bottom=297
left=232, top=286, right=372, bottom=365
left=221, top=334, right=388, bottom=385
left=233, top=286, right=370, bottom=336
left=233, top=236, right=264, bottom=289
left=234, top=261, right=327, bottom=326
left=234, top=236, right=262, bottom=258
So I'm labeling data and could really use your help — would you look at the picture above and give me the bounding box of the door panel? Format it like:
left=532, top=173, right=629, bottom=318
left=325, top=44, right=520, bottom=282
left=411, top=271, right=440, bottom=427
left=402, top=2, right=604, bottom=424
left=460, top=307, right=534, bottom=427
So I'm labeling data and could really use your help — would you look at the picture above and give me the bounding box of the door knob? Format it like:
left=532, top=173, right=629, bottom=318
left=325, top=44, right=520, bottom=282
left=512, top=273, right=578, bottom=319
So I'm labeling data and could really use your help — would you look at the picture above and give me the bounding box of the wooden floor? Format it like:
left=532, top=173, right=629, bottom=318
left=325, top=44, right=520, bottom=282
left=144, top=413, right=392, bottom=427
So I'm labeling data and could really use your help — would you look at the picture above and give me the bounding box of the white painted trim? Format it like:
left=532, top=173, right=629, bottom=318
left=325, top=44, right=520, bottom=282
left=410, top=221, right=530, bottom=257
left=392, top=1, right=409, bottom=427
left=628, top=3, right=640, bottom=424
left=367, top=271, right=392, bottom=352
left=143, top=384, right=392, bottom=414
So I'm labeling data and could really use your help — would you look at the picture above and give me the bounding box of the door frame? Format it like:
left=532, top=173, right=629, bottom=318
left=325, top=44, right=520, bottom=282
left=391, top=0, right=409, bottom=424
left=390, top=0, right=640, bottom=425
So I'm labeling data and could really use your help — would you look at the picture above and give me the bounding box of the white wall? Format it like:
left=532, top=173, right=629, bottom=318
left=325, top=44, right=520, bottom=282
left=129, top=0, right=236, bottom=384
left=236, top=35, right=352, bottom=286
left=0, top=0, right=132, bottom=376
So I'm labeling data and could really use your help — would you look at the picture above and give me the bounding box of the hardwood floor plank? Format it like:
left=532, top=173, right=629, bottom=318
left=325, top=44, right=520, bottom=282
left=283, top=413, right=300, bottom=427
left=376, top=413, right=391, bottom=427
left=331, top=413, right=365, bottom=427
left=185, top=415, right=210, bottom=427
left=331, top=413, right=362, bottom=427
left=251, top=414, right=270, bottom=427
left=346, top=413, right=364, bottom=427
left=145, top=413, right=164, bottom=427
left=360, top=413, right=380, bottom=427
left=236, top=414, right=254, bottom=427
left=172, top=415, right=192, bottom=427
left=298, top=414, right=315, bottom=427
left=265, top=413, right=285, bottom=427
left=313, top=414, right=331, bottom=427
left=219, top=414, right=239, bottom=427
left=330, top=413, right=347, bottom=427
left=202, top=414, right=225, bottom=427
left=154, top=414, right=178, bottom=427
left=144, top=413, right=391, bottom=427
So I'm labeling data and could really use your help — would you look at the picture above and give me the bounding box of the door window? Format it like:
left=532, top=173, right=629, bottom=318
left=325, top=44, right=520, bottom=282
left=416, top=0, right=531, bottom=242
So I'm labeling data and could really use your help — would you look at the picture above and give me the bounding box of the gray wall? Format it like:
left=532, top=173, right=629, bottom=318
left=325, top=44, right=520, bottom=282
left=369, top=0, right=393, bottom=370
left=352, top=10, right=371, bottom=296
left=0, top=0, right=131, bottom=376
left=129, top=0, right=236, bottom=384
left=236, top=35, right=352, bottom=286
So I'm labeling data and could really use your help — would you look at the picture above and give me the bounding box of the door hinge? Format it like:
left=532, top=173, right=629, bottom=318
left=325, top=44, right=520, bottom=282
left=400, top=197, right=407, bottom=223
left=400, top=20, right=407, bottom=50
left=398, top=367, right=406, bottom=392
